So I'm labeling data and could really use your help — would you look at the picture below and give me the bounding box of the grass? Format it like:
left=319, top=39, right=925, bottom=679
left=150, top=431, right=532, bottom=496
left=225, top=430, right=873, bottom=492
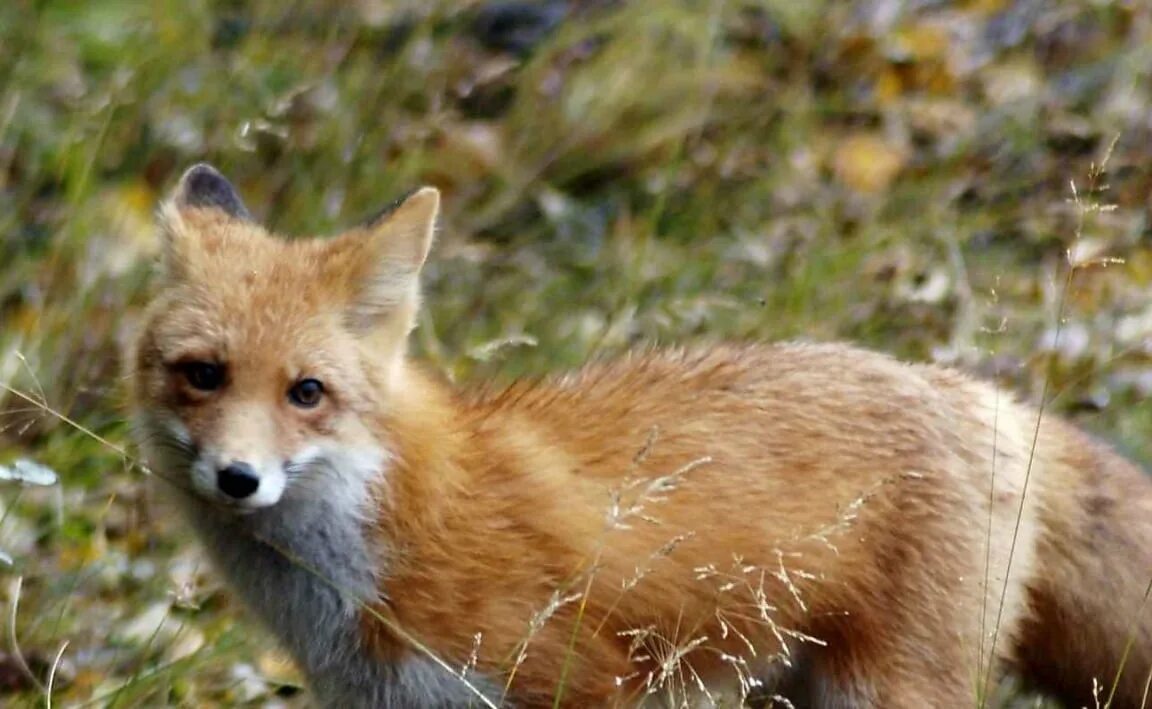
left=1, top=0, right=1151, bottom=705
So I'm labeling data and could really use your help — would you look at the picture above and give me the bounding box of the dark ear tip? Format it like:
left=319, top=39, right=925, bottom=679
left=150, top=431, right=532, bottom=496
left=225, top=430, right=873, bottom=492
left=174, top=163, right=251, bottom=220
left=176, top=163, right=229, bottom=201
left=180, top=162, right=225, bottom=184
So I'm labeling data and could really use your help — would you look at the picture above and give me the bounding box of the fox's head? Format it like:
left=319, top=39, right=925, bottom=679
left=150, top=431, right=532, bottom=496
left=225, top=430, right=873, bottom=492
left=128, top=164, right=437, bottom=511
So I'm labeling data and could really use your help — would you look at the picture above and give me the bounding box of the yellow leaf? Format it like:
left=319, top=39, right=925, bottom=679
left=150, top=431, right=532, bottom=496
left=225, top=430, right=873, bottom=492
left=58, top=532, right=107, bottom=570
left=875, top=66, right=905, bottom=103
left=258, top=648, right=303, bottom=686
left=964, top=0, right=1008, bottom=14
left=8, top=303, right=40, bottom=338
left=93, top=181, right=160, bottom=278
left=890, top=23, right=949, bottom=61
left=69, top=668, right=105, bottom=695
left=832, top=134, right=907, bottom=193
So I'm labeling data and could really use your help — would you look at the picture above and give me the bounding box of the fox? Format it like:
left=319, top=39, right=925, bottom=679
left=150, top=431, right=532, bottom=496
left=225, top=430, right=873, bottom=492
left=127, top=163, right=1152, bottom=709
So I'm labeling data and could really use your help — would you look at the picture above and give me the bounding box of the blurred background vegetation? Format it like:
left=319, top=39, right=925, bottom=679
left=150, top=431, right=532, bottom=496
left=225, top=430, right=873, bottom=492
left=0, top=0, right=1149, bottom=705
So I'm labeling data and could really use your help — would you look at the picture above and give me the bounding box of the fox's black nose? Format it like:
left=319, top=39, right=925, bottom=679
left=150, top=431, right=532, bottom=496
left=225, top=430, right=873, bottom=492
left=217, top=462, right=260, bottom=499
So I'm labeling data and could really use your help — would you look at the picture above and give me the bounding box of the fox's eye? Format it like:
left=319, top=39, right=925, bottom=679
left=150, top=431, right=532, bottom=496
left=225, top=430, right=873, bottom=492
left=289, top=378, right=324, bottom=408
left=183, top=362, right=224, bottom=391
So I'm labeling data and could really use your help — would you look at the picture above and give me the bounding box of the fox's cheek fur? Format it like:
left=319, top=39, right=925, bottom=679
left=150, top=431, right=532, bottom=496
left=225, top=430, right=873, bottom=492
left=132, top=411, right=198, bottom=487
left=136, top=379, right=384, bottom=511
left=283, top=442, right=388, bottom=515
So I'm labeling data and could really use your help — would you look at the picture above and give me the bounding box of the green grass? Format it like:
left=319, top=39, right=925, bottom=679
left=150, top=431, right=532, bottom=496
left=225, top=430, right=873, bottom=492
left=1, top=0, right=1151, bottom=705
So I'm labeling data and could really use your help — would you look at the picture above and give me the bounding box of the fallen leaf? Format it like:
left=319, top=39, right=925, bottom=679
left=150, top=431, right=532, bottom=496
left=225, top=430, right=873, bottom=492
left=832, top=133, right=907, bottom=193
left=257, top=649, right=303, bottom=686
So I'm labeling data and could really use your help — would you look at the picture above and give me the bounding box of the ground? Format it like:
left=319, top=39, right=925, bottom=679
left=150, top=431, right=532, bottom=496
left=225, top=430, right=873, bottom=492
left=1, top=0, right=1150, bottom=706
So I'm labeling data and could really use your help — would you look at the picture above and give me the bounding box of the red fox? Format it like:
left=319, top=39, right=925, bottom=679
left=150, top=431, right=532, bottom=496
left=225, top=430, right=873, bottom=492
left=129, top=164, right=1152, bottom=708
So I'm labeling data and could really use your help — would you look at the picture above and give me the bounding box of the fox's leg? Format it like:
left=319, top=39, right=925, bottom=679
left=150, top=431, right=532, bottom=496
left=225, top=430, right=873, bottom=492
left=796, top=631, right=975, bottom=709
left=766, top=590, right=980, bottom=708
left=1009, top=437, right=1152, bottom=707
left=754, top=474, right=990, bottom=707
left=1011, top=580, right=1152, bottom=708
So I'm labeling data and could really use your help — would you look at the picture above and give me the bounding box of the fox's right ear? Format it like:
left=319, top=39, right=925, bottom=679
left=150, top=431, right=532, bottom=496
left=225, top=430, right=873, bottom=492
left=340, top=187, right=440, bottom=332
left=157, top=164, right=251, bottom=281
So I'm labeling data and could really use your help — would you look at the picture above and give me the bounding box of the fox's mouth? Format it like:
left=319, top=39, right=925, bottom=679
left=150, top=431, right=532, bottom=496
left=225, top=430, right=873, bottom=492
left=196, top=486, right=286, bottom=512
left=212, top=498, right=265, bottom=515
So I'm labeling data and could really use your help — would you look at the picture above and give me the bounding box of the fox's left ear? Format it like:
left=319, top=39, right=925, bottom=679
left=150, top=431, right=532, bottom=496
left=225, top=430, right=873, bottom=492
left=344, top=187, right=440, bottom=331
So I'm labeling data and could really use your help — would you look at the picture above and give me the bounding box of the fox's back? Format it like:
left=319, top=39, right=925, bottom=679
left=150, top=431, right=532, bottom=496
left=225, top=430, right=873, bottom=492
left=466, top=341, right=1031, bottom=501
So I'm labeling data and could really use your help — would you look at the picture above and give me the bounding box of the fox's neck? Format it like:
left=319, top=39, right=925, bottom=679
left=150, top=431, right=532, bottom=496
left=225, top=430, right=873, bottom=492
left=360, top=365, right=611, bottom=674
left=371, top=366, right=475, bottom=536
left=177, top=488, right=386, bottom=695
left=183, top=492, right=496, bottom=706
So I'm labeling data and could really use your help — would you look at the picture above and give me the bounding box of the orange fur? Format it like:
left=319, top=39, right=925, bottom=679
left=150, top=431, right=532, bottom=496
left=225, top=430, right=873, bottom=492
left=131, top=168, right=1152, bottom=708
